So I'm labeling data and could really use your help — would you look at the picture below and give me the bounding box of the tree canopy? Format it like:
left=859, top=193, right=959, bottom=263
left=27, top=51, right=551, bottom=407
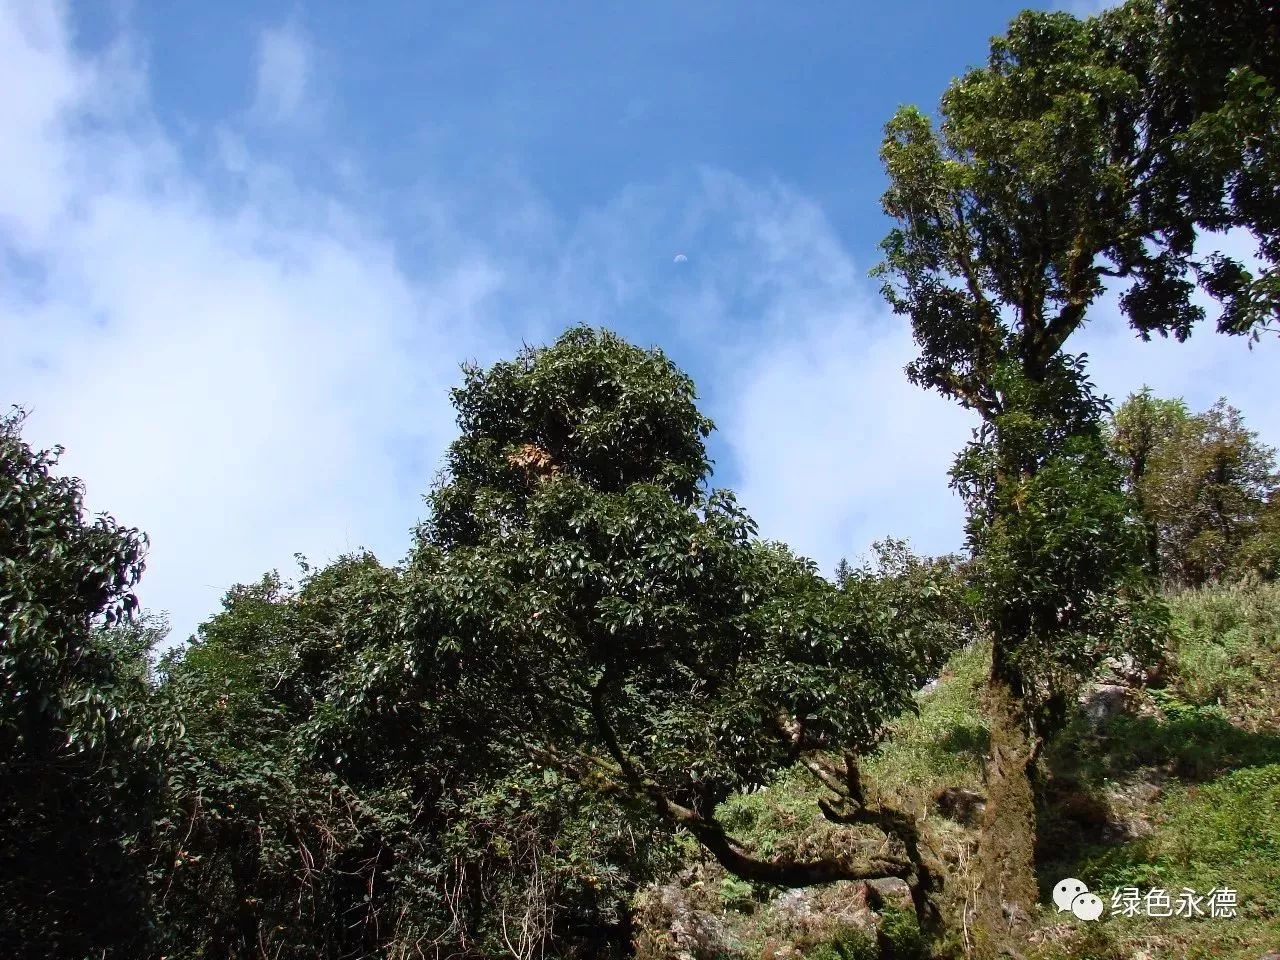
left=0, top=408, right=162, bottom=960
left=403, top=328, right=936, bottom=893
left=878, top=3, right=1277, bottom=411
left=1109, top=391, right=1280, bottom=586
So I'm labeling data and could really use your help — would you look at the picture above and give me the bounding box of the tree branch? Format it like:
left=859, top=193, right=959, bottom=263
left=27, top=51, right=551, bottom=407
left=1036, top=226, right=1101, bottom=371
left=586, top=679, right=913, bottom=888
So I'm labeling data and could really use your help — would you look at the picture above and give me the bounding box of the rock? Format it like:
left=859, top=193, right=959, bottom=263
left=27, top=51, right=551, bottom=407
left=1100, top=654, right=1140, bottom=685
left=1057, top=790, right=1112, bottom=827
left=1101, top=652, right=1166, bottom=688
left=1001, top=899, right=1031, bottom=928
left=933, top=786, right=987, bottom=825
left=633, top=880, right=738, bottom=960
left=1080, top=683, right=1132, bottom=727
left=758, top=881, right=877, bottom=958
left=772, top=887, right=816, bottom=922
left=865, top=877, right=914, bottom=914
left=1027, top=921, right=1075, bottom=945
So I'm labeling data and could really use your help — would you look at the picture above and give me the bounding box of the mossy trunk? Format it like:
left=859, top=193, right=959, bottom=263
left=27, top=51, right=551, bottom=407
left=973, top=677, right=1038, bottom=954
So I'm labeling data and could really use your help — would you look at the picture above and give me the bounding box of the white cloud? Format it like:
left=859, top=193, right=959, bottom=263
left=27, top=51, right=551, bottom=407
left=728, top=321, right=974, bottom=571
left=2, top=2, right=1275, bottom=650
left=688, top=175, right=976, bottom=571
left=252, top=21, right=314, bottom=124
left=1, top=3, right=509, bottom=645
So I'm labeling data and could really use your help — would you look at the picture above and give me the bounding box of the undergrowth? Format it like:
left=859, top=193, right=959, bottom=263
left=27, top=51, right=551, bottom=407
left=681, top=583, right=1280, bottom=959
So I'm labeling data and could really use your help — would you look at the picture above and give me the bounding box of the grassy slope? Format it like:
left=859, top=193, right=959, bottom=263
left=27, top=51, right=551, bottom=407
left=1032, top=582, right=1280, bottom=960
left=708, top=582, right=1280, bottom=960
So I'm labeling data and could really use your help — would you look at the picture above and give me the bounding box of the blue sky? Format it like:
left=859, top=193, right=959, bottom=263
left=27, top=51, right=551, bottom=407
left=3, top=0, right=1277, bottom=645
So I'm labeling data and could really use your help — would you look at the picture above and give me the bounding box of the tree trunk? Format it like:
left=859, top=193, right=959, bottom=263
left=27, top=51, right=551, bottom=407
left=973, top=671, right=1038, bottom=954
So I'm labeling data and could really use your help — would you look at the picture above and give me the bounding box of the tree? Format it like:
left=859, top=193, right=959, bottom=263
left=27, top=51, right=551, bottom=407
left=871, top=0, right=1278, bottom=932
left=837, top=539, right=980, bottom=688
left=1109, top=392, right=1279, bottom=586
left=404, top=327, right=943, bottom=922
left=0, top=408, right=163, bottom=960
left=1236, top=488, right=1280, bottom=581
left=1107, top=389, right=1192, bottom=572
left=154, top=539, right=676, bottom=958
left=1123, top=0, right=1279, bottom=338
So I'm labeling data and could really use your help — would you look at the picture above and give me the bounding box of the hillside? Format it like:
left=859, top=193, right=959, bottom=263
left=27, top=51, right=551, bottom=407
left=634, top=582, right=1280, bottom=960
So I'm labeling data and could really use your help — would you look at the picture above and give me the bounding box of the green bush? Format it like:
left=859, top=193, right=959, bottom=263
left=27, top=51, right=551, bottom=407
left=719, top=876, right=756, bottom=913
left=1167, top=582, right=1280, bottom=725
left=878, top=905, right=928, bottom=960
left=803, top=928, right=878, bottom=960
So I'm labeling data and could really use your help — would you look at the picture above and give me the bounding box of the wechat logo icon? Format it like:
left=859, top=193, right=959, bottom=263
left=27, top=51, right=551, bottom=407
left=1053, top=878, right=1104, bottom=921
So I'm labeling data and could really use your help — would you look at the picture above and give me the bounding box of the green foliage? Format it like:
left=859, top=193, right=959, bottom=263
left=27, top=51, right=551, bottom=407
left=876, top=904, right=928, bottom=960
left=424, top=324, right=714, bottom=549
left=1131, top=0, right=1280, bottom=339
left=1166, top=581, right=1280, bottom=726
left=406, top=328, right=922, bottom=877
left=1052, top=763, right=1280, bottom=959
left=839, top=539, right=980, bottom=688
left=1032, top=581, right=1280, bottom=958
left=1051, top=702, right=1280, bottom=787
left=1151, top=763, right=1280, bottom=910
left=1234, top=491, right=1280, bottom=582
left=150, top=562, right=404, bottom=959
left=803, top=928, right=878, bottom=960
left=1109, top=393, right=1280, bottom=587
left=719, top=876, right=757, bottom=913
left=717, top=767, right=837, bottom=862
left=123, top=328, right=933, bottom=956
left=874, top=0, right=1278, bottom=720
left=863, top=643, right=991, bottom=799
left=1107, top=389, right=1191, bottom=574
left=878, top=4, right=1277, bottom=384
left=149, top=542, right=664, bottom=959
left=950, top=364, right=1166, bottom=735
left=0, top=408, right=164, bottom=960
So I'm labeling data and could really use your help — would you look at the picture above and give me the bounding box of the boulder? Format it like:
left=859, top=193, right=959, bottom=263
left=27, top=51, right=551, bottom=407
left=1080, top=683, right=1132, bottom=727
left=764, top=881, right=876, bottom=951
left=865, top=876, right=914, bottom=914
left=633, top=880, right=738, bottom=960
left=933, top=786, right=986, bottom=825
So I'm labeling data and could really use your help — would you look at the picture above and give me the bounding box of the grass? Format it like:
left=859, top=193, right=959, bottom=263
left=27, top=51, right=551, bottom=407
left=678, top=582, right=1280, bottom=959
left=1166, top=581, right=1280, bottom=729
left=1031, top=581, right=1280, bottom=960
left=715, top=641, right=993, bottom=916
left=711, top=646, right=994, bottom=959
left=863, top=643, right=991, bottom=805
left=1029, top=763, right=1280, bottom=960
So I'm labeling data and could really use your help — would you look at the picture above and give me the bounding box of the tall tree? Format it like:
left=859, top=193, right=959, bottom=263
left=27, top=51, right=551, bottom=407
left=1107, top=389, right=1192, bottom=573
left=0, top=409, right=162, bottom=960
left=1109, top=392, right=1279, bottom=586
left=875, top=0, right=1276, bottom=935
left=407, top=327, right=944, bottom=922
